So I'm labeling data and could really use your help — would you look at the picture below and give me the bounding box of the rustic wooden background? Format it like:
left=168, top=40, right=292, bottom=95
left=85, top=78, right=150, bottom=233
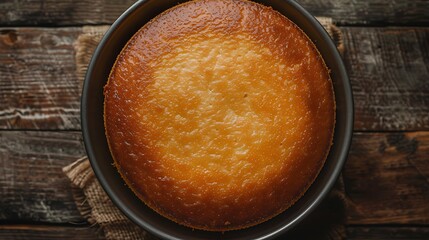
left=0, top=0, right=429, bottom=239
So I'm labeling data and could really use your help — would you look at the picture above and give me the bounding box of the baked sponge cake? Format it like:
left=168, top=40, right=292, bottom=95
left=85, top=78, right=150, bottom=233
left=104, top=0, right=335, bottom=231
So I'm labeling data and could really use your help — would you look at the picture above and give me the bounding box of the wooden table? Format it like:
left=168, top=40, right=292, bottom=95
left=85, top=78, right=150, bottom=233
left=1, top=0, right=428, bottom=239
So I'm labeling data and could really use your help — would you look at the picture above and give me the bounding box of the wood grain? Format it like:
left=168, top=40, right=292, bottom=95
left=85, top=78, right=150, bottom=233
left=346, top=227, right=429, bottom=240
left=0, top=0, right=428, bottom=26
left=0, top=27, right=82, bottom=130
left=0, top=131, right=85, bottom=223
left=0, top=0, right=135, bottom=26
left=345, top=132, right=429, bottom=224
left=1, top=225, right=429, bottom=240
left=0, top=225, right=103, bottom=240
left=343, top=27, right=429, bottom=131
left=299, top=0, right=429, bottom=26
left=0, top=27, right=428, bottom=131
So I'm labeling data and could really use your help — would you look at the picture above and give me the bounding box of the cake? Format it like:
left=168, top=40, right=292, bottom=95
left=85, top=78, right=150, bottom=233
left=104, top=0, right=335, bottom=231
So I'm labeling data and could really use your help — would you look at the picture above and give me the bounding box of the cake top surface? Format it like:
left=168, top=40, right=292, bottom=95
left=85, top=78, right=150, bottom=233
left=104, top=0, right=335, bottom=231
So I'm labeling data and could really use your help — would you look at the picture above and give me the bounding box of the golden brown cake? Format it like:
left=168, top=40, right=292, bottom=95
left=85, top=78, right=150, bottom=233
left=104, top=0, right=335, bottom=231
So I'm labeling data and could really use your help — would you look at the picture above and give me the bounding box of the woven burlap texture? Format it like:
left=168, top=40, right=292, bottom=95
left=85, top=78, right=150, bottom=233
left=65, top=17, right=346, bottom=240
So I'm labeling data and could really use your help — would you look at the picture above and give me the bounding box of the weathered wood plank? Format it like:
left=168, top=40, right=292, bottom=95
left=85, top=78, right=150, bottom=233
left=0, top=27, right=82, bottom=130
left=0, top=131, right=85, bottom=223
left=1, top=225, right=429, bottom=240
left=0, top=0, right=428, bottom=26
left=1, top=27, right=428, bottom=131
left=343, top=27, right=429, bottom=131
left=346, top=227, right=429, bottom=240
left=345, top=132, right=429, bottom=224
left=299, top=0, right=429, bottom=26
left=1, top=131, right=428, bottom=225
left=0, top=225, right=104, bottom=240
left=0, top=0, right=135, bottom=26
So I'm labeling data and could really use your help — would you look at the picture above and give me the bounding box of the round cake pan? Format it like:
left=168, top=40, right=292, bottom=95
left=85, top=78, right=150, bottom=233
left=81, top=0, right=354, bottom=239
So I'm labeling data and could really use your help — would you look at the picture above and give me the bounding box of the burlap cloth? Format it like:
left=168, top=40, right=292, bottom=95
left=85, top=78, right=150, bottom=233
left=64, top=17, right=347, bottom=240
